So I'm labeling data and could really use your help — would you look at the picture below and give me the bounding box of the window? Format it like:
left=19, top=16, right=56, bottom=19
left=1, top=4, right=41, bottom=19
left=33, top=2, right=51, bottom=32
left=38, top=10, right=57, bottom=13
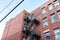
left=48, top=3, right=53, bottom=10
left=57, top=10, right=60, bottom=18
left=54, top=0, right=59, bottom=7
left=42, top=7, right=46, bottom=14
left=43, top=17, right=48, bottom=27
left=54, top=28, right=60, bottom=40
left=51, top=13, right=57, bottom=23
left=44, top=32, right=50, bottom=40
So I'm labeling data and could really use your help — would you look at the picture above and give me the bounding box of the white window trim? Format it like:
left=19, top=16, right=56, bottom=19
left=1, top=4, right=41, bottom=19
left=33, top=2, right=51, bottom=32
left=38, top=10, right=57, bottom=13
left=43, top=29, right=50, bottom=33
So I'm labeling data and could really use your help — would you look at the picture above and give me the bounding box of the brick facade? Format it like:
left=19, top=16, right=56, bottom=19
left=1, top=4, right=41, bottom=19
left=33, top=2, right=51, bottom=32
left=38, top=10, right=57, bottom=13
left=1, top=0, right=60, bottom=40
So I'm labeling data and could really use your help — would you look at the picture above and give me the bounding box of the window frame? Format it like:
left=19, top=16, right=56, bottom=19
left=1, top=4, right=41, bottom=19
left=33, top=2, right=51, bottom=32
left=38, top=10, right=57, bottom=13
left=54, top=28, right=60, bottom=40
left=48, top=3, right=53, bottom=10
left=57, top=10, right=60, bottom=18
left=42, top=7, right=46, bottom=14
left=50, top=13, right=57, bottom=23
left=44, top=31, right=50, bottom=40
left=54, top=0, right=60, bottom=7
left=43, top=17, right=48, bottom=27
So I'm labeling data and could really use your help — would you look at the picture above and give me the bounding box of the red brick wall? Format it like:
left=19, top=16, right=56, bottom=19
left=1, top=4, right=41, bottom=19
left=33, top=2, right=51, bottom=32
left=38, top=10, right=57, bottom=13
left=1, top=10, right=29, bottom=40
left=1, top=0, right=60, bottom=40
left=31, top=0, right=60, bottom=40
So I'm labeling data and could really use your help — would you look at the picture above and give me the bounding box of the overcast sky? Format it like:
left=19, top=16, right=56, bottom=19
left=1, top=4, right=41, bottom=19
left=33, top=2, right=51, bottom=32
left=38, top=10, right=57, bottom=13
left=0, top=0, right=48, bottom=40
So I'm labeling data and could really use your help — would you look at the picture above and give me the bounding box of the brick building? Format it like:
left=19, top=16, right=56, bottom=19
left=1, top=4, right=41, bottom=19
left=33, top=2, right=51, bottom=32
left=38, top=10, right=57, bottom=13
left=1, top=0, right=60, bottom=40
left=1, top=10, right=29, bottom=40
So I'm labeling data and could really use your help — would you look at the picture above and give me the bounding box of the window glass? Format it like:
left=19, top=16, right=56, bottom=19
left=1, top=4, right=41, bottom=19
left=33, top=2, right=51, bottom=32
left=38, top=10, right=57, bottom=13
left=42, top=8, right=46, bottom=14
left=54, top=29, right=60, bottom=40
left=48, top=4, right=53, bottom=10
left=43, top=18, right=48, bottom=27
left=57, top=11, right=60, bottom=18
left=44, top=32, right=50, bottom=40
left=54, top=0, right=59, bottom=7
left=51, top=14, right=56, bottom=23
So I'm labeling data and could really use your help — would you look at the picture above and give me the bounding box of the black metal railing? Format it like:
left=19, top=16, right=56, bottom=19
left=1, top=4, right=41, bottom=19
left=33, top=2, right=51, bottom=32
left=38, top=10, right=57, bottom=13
left=22, top=14, right=41, bottom=40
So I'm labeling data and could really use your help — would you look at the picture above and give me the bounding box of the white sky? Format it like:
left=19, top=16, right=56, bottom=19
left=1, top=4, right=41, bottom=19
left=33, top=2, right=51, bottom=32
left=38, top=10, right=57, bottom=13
left=0, top=0, right=48, bottom=40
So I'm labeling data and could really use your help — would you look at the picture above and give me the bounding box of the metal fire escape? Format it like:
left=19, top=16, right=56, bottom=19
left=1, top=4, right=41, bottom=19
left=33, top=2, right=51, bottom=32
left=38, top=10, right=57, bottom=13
left=22, top=14, right=41, bottom=40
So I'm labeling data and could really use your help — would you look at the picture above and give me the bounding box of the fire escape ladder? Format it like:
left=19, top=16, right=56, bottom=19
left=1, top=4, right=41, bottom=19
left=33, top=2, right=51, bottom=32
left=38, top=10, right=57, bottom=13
left=22, top=14, right=41, bottom=40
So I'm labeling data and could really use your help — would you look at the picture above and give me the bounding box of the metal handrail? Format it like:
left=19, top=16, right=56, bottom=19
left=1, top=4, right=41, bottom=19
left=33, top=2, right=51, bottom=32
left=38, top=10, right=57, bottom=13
left=22, top=15, right=40, bottom=40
